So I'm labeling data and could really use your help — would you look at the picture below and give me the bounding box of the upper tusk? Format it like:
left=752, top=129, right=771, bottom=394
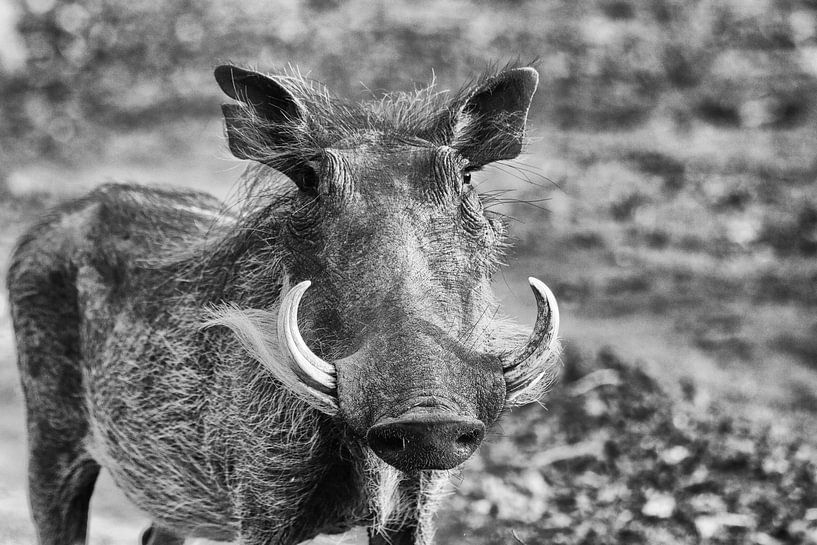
left=278, top=280, right=337, bottom=392
left=504, top=277, right=560, bottom=391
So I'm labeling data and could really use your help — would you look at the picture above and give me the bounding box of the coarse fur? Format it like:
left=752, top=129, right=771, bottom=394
left=8, top=64, right=560, bottom=545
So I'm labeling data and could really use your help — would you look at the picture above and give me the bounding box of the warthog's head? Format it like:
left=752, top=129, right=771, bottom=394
left=213, top=64, right=559, bottom=472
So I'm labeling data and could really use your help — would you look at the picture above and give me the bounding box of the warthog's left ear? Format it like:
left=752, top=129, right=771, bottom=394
left=450, top=67, right=539, bottom=166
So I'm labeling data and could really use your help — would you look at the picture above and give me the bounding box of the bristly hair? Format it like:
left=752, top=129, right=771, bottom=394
left=221, top=61, right=537, bottom=173
left=363, top=449, right=453, bottom=544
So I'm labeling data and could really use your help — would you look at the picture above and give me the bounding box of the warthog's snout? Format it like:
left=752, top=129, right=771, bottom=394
left=367, top=413, right=485, bottom=471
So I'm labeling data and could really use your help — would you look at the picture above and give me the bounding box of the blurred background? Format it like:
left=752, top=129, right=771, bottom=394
left=1, top=0, right=816, bottom=544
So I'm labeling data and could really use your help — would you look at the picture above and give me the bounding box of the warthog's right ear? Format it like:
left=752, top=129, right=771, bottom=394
left=214, top=65, right=307, bottom=159
left=449, top=67, right=539, bottom=166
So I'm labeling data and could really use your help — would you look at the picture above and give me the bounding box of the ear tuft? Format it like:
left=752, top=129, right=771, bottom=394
left=220, top=103, right=256, bottom=160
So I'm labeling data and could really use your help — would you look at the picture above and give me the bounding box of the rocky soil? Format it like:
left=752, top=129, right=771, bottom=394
left=439, top=348, right=817, bottom=545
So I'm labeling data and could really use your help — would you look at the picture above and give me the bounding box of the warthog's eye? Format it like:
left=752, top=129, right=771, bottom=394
left=461, top=165, right=482, bottom=189
left=294, top=165, right=320, bottom=194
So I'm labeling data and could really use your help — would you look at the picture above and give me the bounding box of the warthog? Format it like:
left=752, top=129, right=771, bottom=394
left=8, top=64, right=560, bottom=545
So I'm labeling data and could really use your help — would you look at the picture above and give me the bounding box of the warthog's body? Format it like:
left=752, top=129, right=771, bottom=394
left=8, top=65, right=560, bottom=545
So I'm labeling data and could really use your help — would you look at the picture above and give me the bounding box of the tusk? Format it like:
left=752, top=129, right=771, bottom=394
left=278, top=280, right=337, bottom=393
left=504, top=277, right=560, bottom=394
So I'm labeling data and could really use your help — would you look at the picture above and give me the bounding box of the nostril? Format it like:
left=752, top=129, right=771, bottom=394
left=367, top=427, right=408, bottom=454
left=455, top=424, right=484, bottom=447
